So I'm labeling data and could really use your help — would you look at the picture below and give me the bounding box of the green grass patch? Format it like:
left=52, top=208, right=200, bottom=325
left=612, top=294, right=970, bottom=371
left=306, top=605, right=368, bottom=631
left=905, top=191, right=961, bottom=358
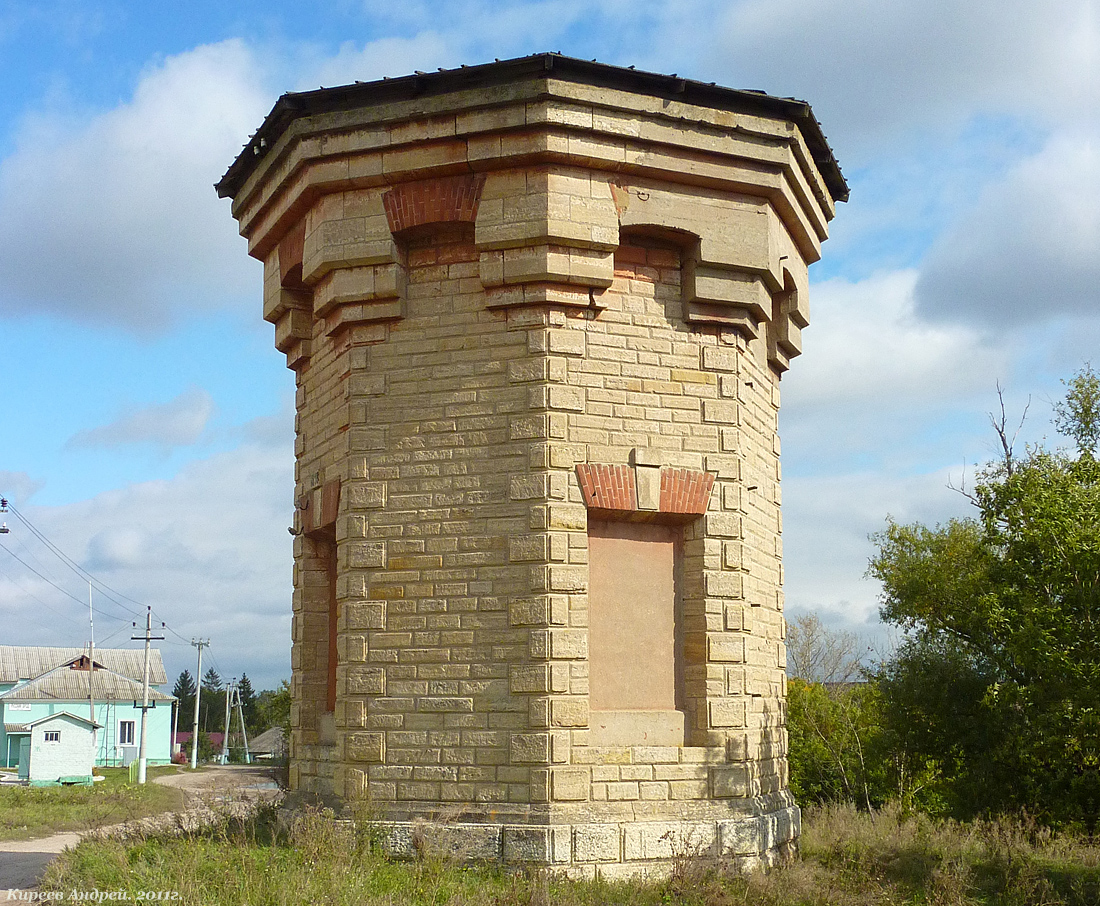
left=41, top=802, right=1100, bottom=906
left=0, top=765, right=184, bottom=841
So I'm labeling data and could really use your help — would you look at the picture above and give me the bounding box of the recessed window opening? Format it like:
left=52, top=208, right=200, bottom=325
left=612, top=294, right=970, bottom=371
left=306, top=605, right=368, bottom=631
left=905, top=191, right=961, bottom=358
left=44, top=730, right=61, bottom=743
left=587, top=519, right=685, bottom=746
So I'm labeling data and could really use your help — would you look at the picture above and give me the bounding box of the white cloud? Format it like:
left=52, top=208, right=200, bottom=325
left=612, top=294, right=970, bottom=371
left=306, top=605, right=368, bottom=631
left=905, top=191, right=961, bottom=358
left=783, top=465, right=976, bottom=630
left=915, top=130, right=1100, bottom=325
left=0, top=471, right=44, bottom=506
left=0, top=444, right=293, bottom=689
left=712, top=0, right=1098, bottom=161
left=784, top=270, right=1008, bottom=409
left=66, top=388, right=215, bottom=451
left=0, top=40, right=270, bottom=332
left=305, top=33, right=461, bottom=90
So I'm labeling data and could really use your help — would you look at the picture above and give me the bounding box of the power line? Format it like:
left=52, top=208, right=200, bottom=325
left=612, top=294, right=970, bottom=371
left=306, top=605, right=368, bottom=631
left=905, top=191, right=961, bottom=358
left=3, top=501, right=143, bottom=619
left=0, top=541, right=125, bottom=621
left=0, top=495, right=218, bottom=667
left=0, top=561, right=87, bottom=628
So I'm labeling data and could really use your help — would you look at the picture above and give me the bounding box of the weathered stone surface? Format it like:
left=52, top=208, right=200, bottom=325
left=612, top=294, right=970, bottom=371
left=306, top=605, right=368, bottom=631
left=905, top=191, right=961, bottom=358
left=573, top=823, right=621, bottom=862
left=222, top=53, right=843, bottom=871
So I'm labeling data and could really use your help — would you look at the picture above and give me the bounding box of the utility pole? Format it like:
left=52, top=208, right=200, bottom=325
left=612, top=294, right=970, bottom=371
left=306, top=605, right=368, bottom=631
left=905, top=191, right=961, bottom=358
left=219, top=680, right=232, bottom=765
left=233, top=682, right=251, bottom=764
left=88, top=582, right=95, bottom=723
left=131, top=607, right=164, bottom=784
left=189, top=639, right=208, bottom=770
left=217, top=679, right=252, bottom=765
left=88, top=583, right=97, bottom=763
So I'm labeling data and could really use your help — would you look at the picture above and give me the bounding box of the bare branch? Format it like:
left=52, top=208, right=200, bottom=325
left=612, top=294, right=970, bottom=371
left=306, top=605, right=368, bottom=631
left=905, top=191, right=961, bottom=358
left=988, top=383, right=1030, bottom=477
left=786, top=613, right=862, bottom=684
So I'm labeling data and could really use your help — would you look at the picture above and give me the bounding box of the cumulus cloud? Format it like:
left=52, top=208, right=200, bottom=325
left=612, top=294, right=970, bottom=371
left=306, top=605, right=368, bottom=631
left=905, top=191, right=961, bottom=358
left=305, top=32, right=461, bottom=90
left=66, top=388, right=215, bottom=451
left=784, top=270, right=1008, bottom=409
left=915, top=131, right=1100, bottom=325
left=782, top=465, right=976, bottom=630
left=713, top=0, right=1097, bottom=160
left=0, top=40, right=270, bottom=332
left=0, top=471, right=44, bottom=506
left=0, top=444, right=293, bottom=688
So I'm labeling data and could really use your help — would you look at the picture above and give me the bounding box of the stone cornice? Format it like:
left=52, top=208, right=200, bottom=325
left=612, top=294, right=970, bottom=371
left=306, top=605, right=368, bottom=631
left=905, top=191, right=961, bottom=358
left=218, top=54, right=846, bottom=205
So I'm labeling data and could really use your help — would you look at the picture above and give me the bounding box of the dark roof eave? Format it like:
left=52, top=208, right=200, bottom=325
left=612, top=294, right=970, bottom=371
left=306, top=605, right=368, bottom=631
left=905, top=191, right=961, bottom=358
left=216, top=53, right=848, bottom=204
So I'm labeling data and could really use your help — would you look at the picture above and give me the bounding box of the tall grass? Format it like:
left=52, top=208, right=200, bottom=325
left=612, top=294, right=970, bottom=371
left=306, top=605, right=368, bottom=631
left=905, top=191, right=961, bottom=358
left=42, top=802, right=1099, bottom=906
left=0, top=766, right=182, bottom=841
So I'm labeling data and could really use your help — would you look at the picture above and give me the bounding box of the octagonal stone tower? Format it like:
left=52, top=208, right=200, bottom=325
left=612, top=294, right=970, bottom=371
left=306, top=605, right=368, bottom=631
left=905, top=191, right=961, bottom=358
left=219, top=54, right=846, bottom=875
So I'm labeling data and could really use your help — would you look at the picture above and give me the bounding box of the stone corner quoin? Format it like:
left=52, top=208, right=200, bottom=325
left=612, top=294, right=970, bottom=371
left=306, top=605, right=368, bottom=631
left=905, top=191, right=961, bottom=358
left=217, top=52, right=846, bottom=876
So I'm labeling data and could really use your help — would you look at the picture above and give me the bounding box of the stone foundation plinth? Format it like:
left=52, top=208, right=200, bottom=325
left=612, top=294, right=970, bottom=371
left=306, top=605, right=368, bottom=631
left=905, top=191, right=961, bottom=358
left=369, top=802, right=799, bottom=878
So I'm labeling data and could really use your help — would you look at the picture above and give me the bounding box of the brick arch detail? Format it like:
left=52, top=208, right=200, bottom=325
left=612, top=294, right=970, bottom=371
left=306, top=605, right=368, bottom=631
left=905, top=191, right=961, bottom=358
left=382, top=174, right=487, bottom=235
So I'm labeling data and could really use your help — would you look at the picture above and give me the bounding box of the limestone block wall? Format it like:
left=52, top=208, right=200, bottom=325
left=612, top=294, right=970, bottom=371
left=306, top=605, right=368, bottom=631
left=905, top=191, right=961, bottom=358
left=219, top=54, right=846, bottom=872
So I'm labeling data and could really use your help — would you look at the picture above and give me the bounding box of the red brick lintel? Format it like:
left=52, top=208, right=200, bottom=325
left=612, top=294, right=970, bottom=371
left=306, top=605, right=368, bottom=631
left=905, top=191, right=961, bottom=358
left=576, top=463, right=714, bottom=522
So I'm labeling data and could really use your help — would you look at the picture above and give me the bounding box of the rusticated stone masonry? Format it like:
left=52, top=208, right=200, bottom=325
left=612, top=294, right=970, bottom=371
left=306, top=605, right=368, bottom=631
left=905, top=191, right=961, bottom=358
left=218, top=53, right=846, bottom=877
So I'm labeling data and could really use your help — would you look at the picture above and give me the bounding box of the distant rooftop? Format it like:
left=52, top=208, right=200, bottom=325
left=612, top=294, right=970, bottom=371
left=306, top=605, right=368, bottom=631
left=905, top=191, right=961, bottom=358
left=217, top=52, right=847, bottom=204
left=0, top=661, right=174, bottom=703
left=0, top=646, right=168, bottom=687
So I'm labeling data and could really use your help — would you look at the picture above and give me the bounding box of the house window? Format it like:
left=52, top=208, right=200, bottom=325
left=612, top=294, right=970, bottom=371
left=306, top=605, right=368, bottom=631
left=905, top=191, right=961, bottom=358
left=44, top=730, right=61, bottom=743
left=118, top=720, right=135, bottom=746
left=587, top=520, right=686, bottom=745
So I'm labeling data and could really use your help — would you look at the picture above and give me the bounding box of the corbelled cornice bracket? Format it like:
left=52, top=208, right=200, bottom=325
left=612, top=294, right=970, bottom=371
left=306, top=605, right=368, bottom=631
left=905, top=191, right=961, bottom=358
left=473, top=169, right=619, bottom=310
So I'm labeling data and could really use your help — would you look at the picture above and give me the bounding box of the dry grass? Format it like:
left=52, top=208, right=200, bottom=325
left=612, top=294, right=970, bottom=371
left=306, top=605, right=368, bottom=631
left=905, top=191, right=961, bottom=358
left=41, top=802, right=1099, bottom=906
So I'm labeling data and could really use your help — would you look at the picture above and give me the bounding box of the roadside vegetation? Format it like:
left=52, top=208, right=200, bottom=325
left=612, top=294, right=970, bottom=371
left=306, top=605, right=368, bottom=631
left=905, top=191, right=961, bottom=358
left=0, top=766, right=183, bottom=841
left=42, top=801, right=1099, bottom=905
left=789, top=367, right=1100, bottom=832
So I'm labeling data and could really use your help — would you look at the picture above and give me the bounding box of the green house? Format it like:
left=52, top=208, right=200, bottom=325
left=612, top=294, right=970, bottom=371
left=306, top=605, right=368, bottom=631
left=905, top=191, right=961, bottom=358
left=0, top=646, right=174, bottom=770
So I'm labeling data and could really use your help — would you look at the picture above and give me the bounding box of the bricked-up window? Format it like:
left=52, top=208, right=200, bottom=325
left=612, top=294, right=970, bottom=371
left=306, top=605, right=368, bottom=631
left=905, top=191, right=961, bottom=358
left=587, top=520, right=686, bottom=745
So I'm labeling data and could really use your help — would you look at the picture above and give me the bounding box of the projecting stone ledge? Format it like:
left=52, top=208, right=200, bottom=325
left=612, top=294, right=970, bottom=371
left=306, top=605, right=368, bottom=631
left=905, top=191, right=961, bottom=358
left=220, top=53, right=843, bottom=376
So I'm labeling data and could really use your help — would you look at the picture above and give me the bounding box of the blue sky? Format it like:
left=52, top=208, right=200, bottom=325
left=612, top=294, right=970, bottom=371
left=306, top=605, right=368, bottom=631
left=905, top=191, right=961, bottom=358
left=1, top=1, right=1097, bottom=690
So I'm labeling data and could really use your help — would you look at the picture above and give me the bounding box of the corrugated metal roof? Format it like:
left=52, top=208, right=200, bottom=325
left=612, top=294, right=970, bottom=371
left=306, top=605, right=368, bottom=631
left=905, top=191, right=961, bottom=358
left=4, top=723, right=29, bottom=734
left=0, top=646, right=167, bottom=686
left=250, top=727, right=286, bottom=754
left=0, top=664, right=174, bottom=703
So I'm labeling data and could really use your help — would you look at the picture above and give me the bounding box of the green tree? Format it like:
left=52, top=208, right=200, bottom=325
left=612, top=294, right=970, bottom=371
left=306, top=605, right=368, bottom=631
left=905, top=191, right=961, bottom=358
left=172, top=670, right=197, bottom=746
left=238, top=673, right=258, bottom=734
left=870, top=367, right=1100, bottom=828
left=787, top=678, right=884, bottom=811
left=200, top=668, right=223, bottom=733
left=254, top=680, right=290, bottom=735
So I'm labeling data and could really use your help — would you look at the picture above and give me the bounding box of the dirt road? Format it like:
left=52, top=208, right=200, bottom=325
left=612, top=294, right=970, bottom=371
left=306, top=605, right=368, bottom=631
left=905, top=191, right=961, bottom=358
left=151, top=763, right=280, bottom=803
left=0, top=764, right=280, bottom=896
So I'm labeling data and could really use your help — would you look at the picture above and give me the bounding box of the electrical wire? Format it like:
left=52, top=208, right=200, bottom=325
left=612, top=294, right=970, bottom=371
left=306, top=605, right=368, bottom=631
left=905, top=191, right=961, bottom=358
left=0, top=540, right=125, bottom=621
left=0, top=495, right=214, bottom=662
left=4, top=501, right=143, bottom=618
left=0, top=561, right=87, bottom=628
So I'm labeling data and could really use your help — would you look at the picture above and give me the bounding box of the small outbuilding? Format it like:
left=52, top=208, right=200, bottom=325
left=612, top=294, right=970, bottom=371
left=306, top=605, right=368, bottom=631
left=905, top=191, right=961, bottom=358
left=250, top=727, right=288, bottom=761
left=16, top=711, right=100, bottom=786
